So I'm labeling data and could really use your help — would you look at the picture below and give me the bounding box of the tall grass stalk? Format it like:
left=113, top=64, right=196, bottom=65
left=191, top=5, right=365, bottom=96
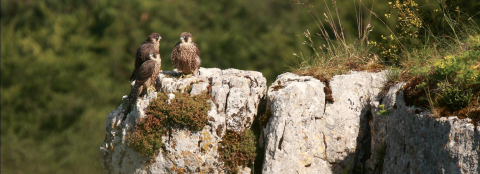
left=290, top=0, right=378, bottom=79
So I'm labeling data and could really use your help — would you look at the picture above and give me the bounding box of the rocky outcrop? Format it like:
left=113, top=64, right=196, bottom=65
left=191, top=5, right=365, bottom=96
left=262, top=71, right=387, bottom=173
left=99, top=68, right=266, bottom=173
left=262, top=71, right=480, bottom=174
left=100, top=68, right=480, bottom=174
left=368, top=83, right=480, bottom=174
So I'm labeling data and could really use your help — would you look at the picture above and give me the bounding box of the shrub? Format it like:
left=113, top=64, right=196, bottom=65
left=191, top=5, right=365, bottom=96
left=404, top=47, right=479, bottom=116
left=431, top=50, right=480, bottom=86
left=127, top=114, right=166, bottom=158
left=437, top=82, right=473, bottom=111
left=219, top=130, right=257, bottom=174
left=147, top=92, right=211, bottom=131
left=127, top=92, right=211, bottom=158
left=372, top=0, right=423, bottom=64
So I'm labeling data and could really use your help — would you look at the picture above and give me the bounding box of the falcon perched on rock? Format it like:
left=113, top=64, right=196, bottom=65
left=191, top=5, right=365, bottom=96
left=128, top=52, right=162, bottom=109
left=130, top=32, right=162, bottom=81
left=171, top=32, right=200, bottom=76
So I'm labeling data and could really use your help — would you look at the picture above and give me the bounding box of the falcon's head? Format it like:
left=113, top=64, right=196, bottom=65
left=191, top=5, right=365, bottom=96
left=180, top=32, right=193, bottom=43
left=148, top=33, right=162, bottom=43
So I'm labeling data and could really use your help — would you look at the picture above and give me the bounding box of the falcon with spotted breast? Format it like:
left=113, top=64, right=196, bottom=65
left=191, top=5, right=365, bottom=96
left=171, top=32, right=200, bottom=76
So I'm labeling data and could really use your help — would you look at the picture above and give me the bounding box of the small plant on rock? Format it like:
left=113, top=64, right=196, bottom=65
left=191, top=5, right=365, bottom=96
left=148, top=92, right=211, bottom=131
left=376, top=104, right=391, bottom=116
left=219, top=130, right=257, bottom=174
left=437, top=82, right=473, bottom=111
left=127, top=114, right=166, bottom=158
left=127, top=92, right=211, bottom=158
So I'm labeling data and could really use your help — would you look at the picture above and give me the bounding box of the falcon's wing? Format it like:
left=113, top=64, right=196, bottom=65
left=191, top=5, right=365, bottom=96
left=136, top=44, right=156, bottom=67
left=135, top=60, right=156, bottom=86
left=193, top=42, right=200, bottom=57
left=131, top=44, right=154, bottom=81
left=171, top=42, right=182, bottom=68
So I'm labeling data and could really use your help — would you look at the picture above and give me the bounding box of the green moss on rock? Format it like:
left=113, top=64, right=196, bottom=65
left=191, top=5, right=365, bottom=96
left=127, top=92, right=211, bottom=158
left=219, top=130, right=257, bottom=174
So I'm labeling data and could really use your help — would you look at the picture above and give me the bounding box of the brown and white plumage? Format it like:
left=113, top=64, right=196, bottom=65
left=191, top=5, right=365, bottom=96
left=130, top=32, right=162, bottom=81
left=171, top=32, right=200, bottom=75
left=128, top=52, right=162, bottom=109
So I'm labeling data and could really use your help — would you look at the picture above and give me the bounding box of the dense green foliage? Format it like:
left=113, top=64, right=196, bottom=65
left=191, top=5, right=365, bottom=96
left=127, top=92, right=210, bottom=158
left=0, top=1, right=311, bottom=173
left=404, top=35, right=480, bottom=117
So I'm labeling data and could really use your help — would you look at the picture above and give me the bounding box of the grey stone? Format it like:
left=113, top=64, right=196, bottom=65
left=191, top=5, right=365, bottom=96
left=99, top=68, right=267, bottom=173
left=262, top=71, right=387, bottom=173
left=373, top=83, right=480, bottom=174
left=322, top=71, right=386, bottom=169
left=262, top=73, right=328, bottom=173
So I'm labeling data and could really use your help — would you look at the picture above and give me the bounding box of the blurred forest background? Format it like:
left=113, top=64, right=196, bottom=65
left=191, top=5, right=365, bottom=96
left=1, top=0, right=479, bottom=173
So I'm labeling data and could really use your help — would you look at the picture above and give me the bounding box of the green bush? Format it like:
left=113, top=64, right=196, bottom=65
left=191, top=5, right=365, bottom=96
left=404, top=38, right=480, bottom=116
left=373, top=0, right=423, bottom=64
left=431, top=50, right=480, bottom=86
left=127, top=92, right=211, bottom=158
left=437, top=82, right=473, bottom=110
left=149, top=92, right=211, bottom=131
left=128, top=114, right=166, bottom=158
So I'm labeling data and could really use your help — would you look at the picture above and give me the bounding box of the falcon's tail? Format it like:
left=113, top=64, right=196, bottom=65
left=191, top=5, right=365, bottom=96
left=123, top=85, right=141, bottom=120
left=129, top=70, right=137, bottom=82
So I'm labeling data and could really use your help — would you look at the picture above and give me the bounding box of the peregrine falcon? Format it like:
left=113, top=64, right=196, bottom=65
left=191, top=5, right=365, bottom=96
left=130, top=32, right=162, bottom=81
left=171, top=32, right=201, bottom=75
left=128, top=52, right=162, bottom=109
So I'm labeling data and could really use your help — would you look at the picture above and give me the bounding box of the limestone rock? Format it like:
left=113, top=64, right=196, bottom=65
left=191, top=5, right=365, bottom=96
left=262, top=71, right=387, bottom=173
left=262, top=73, right=328, bottom=174
left=99, top=68, right=267, bottom=173
left=371, top=83, right=480, bottom=174
left=322, top=71, right=386, bottom=173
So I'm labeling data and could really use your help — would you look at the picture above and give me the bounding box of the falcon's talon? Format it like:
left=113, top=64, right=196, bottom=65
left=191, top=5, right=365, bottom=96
left=147, top=86, right=157, bottom=93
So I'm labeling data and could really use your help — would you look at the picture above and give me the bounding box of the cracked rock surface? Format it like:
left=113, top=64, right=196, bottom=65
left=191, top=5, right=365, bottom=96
left=99, top=68, right=266, bottom=173
left=262, top=73, right=328, bottom=174
left=262, top=71, right=387, bottom=173
left=368, top=83, right=480, bottom=174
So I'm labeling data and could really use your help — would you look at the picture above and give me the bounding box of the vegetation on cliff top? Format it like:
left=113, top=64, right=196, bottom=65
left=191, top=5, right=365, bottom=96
left=290, top=0, right=480, bottom=119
